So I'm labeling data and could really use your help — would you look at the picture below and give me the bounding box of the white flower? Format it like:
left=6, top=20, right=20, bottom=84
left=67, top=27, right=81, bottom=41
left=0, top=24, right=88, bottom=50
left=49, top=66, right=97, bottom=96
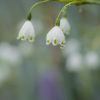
left=66, top=53, right=83, bottom=72
left=46, top=26, right=66, bottom=48
left=17, top=20, right=35, bottom=42
left=60, top=18, right=70, bottom=34
left=84, top=52, right=99, bottom=69
left=62, top=38, right=80, bottom=56
left=0, top=42, right=22, bottom=64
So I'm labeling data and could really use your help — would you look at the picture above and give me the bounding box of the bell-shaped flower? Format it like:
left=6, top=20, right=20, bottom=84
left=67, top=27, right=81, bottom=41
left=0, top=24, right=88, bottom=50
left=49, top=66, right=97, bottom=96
left=46, top=26, right=66, bottom=48
left=17, top=20, right=35, bottom=42
left=60, top=18, right=70, bottom=34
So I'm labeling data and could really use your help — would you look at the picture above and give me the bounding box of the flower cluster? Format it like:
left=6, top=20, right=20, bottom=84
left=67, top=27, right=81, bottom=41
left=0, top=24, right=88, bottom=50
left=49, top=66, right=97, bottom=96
left=17, top=17, right=70, bottom=49
left=46, top=18, right=70, bottom=49
left=17, top=0, right=71, bottom=49
left=17, top=0, right=100, bottom=49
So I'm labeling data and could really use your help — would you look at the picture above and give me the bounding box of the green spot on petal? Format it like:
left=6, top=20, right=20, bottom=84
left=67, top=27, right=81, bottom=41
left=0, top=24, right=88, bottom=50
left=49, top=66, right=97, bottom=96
left=47, top=40, right=49, bottom=43
left=30, top=36, right=33, bottom=41
left=61, top=41, right=64, bottom=45
left=21, top=36, right=25, bottom=39
left=54, top=39, right=57, bottom=44
left=61, top=29, right=63, bottom=31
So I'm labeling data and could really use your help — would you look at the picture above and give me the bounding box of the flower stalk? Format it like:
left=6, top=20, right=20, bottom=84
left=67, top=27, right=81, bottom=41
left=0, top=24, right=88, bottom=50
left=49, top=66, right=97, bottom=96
left=17, top=0, right=100, bottom=48
left=57, top=1, right=84, bottom=19
left=29, top=0, right=51, bottom=12
left=54, top=0, right=100, bottom=5
left=27, top=12, right=32, bottom=21
left=27, top=0, right=50, bottom=20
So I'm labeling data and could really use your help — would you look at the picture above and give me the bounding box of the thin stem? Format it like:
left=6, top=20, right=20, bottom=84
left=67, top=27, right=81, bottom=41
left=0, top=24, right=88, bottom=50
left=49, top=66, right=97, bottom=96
left=29, top=0, right=50, bottom=12
left=91, top=0, right=100, bottom=5
left=57, top=1, right=77, bottom=19
left=78, top=0, right=100, bottom=5
left=57, top=0, right=100, bottom=19
left=62, top=9, right=67, bottom=18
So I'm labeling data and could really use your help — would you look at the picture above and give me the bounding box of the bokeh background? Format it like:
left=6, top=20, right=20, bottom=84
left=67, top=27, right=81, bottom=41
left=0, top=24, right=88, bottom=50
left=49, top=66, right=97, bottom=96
left=0, top=0, right=100, bottom=100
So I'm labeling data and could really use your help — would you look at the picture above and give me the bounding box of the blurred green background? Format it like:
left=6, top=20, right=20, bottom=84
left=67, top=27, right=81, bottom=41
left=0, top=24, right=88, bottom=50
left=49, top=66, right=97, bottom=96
left=0, top=0, right=100, bottom=100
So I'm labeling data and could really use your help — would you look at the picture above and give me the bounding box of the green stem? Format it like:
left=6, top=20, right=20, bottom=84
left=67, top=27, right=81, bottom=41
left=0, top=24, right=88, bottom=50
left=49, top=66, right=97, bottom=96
left=76, top=0, right=100, bottom=5
left=57, top=1, right=78, bottom=19
left=62, top=9, right=67, bottom=18
left=29, top=0, right=50, bottom=12
left=91, top=0, right=100, bottom=5
left=57, top=0, right=100, bottom=19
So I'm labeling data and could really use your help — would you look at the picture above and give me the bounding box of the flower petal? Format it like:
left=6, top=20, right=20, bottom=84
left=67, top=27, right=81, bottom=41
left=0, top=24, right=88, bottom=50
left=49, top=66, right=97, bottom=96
left=46, top=26, right=66, bottom=48
left=60, top=18, right=70, bottom=34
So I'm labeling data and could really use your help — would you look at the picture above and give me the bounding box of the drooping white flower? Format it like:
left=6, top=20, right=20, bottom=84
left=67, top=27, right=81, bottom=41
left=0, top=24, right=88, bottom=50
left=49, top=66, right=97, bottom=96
left=46, top=26, right=66, bottom=48
left=17, top=20, right=35, bottom=42
left=60, top=18, right=70, bottom=34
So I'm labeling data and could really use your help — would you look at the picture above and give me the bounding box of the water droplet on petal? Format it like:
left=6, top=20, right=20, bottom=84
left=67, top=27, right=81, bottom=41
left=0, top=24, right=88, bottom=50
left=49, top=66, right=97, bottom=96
left=60, top=45, right=65, bottom=49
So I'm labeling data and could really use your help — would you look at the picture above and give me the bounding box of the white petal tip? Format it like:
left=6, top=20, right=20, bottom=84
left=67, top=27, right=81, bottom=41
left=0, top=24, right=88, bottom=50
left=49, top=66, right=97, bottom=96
left=29, top=40, right=34, bottom=42
left=46, top=43, right=49, bottom=45
left=65, top=32, right=69, bottom=35
left=46, top=40, right=51, bottom=45
left=17, top=37, right=19, bottom=39
left=29, top=36, right=35, bottom=42
left=17, top=34, right=20, bottom=39
left=52, top=43, right=57, bottom=46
